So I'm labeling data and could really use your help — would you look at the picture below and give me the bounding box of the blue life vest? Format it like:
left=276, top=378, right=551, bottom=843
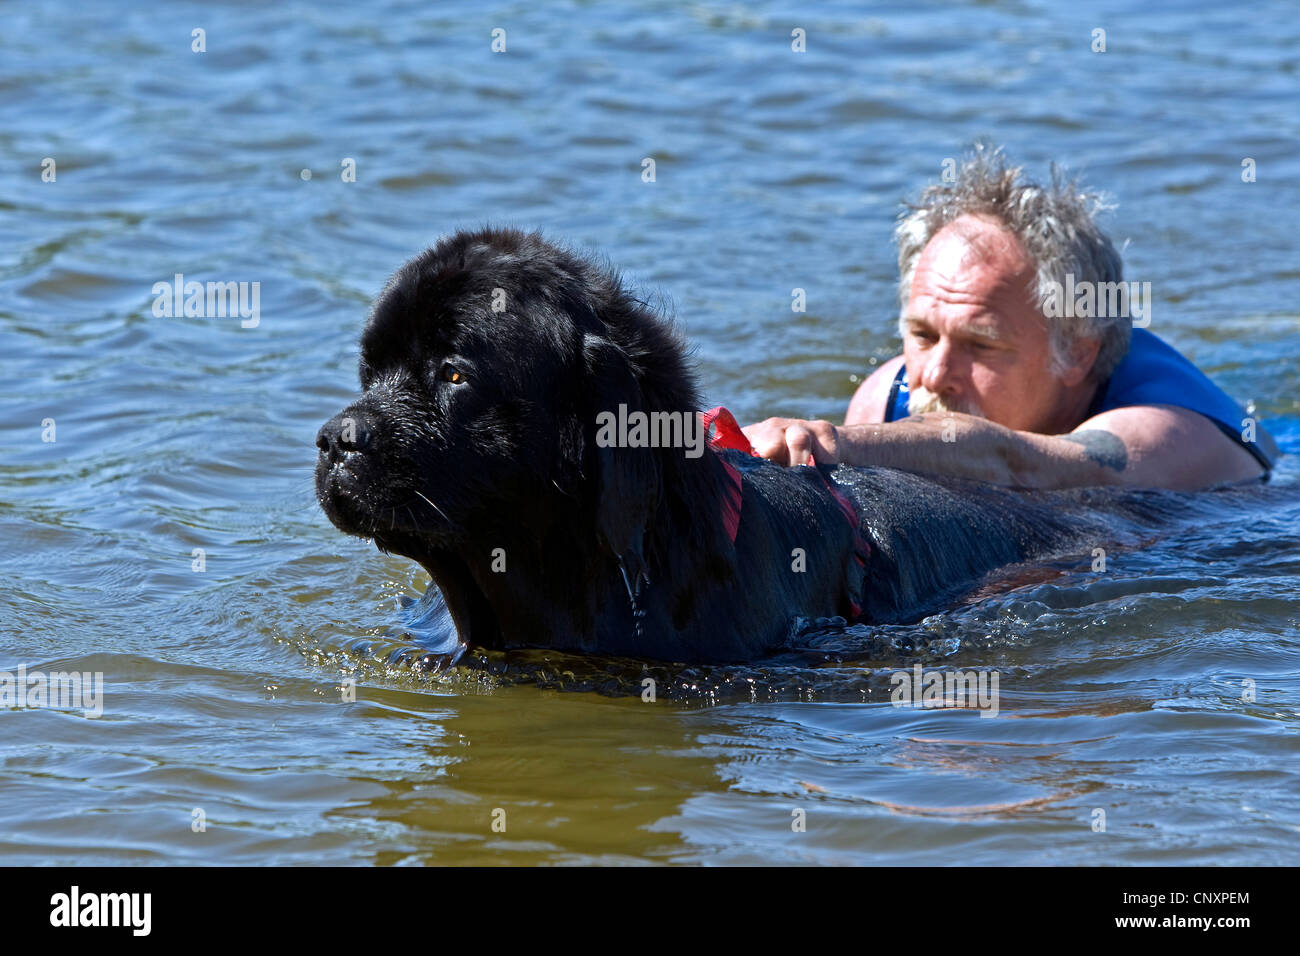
left=883, top=328, right=1276, bottom=471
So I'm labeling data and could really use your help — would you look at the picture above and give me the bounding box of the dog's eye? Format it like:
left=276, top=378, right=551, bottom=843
left=439, top=362, right=467, bottom=385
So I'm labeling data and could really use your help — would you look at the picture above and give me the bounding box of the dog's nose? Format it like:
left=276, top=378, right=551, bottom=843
left=316, top=412, right=372, bottom=464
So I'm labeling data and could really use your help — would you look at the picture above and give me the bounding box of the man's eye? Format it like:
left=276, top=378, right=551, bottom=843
left=439, top=363, right=467, bottom=385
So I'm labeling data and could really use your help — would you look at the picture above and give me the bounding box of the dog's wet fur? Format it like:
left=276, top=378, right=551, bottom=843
left=316, top=227, right=1180, bottom=664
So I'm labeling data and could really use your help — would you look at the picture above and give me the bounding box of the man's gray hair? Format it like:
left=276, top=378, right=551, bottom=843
left=895, top=144, right=1130, bottom=382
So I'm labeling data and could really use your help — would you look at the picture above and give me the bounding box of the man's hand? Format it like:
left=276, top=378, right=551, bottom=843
left=741, top=417, right=840, bottom=466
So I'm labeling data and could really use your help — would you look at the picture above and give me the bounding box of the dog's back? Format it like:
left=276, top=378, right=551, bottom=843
left=825, top=465, right=1185, bottom=623
left=726, top=451, right=1192, bottom=636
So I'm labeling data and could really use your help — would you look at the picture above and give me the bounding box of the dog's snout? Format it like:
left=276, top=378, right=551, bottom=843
left=316, top=411, right=374, bottom=464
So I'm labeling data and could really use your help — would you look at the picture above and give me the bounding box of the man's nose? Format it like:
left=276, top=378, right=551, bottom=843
left=920, top=339, right=959, bottom=396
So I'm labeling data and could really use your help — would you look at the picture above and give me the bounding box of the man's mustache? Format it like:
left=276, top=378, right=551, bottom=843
left=907, top=385, right=984, bottom=418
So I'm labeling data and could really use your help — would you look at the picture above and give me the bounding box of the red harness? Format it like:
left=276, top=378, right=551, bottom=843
left=699, top=407, right=871, bottom=620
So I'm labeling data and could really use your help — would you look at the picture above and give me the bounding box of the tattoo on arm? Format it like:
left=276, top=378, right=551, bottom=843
left=1063, top=429, right=1128, bottom=472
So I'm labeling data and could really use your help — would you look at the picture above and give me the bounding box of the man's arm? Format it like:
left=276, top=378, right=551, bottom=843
left=1064, top=404, right=1269, bottom=488
left=742, top=404, right=1268, bottom=491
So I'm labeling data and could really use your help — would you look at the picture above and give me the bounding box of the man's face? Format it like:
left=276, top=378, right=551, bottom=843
left=901, top=214, right=1067, bottom=433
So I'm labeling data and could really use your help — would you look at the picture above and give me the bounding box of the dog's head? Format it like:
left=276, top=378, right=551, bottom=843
left=315, top=228, right=701, bottom=575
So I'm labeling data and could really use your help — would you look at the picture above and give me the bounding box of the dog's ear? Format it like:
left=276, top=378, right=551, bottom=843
left=582, top=332, right=660, bottom=587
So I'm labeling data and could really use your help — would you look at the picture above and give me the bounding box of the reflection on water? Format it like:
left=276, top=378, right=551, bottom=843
left=2, top=0, right=1299, bottom=864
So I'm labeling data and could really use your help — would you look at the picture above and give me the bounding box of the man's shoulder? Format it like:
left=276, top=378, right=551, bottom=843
left=845, top=354, right=905, bottom=425
left=1096, top=327, right=1279, bottom=471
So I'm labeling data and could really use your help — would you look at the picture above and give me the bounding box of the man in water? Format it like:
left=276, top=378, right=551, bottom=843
left=743, top=147, right=1278, bottom=490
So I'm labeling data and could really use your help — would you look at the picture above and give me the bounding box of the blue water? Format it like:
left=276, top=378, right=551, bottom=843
left=1, top=0, right=1297, bottom=864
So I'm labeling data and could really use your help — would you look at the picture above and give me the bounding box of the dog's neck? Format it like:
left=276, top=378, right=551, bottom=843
left=414, top=442, right=742, bottom=657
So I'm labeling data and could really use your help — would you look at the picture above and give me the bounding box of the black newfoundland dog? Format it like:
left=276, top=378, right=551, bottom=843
left=316, top=227, right=1170, bottom=664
